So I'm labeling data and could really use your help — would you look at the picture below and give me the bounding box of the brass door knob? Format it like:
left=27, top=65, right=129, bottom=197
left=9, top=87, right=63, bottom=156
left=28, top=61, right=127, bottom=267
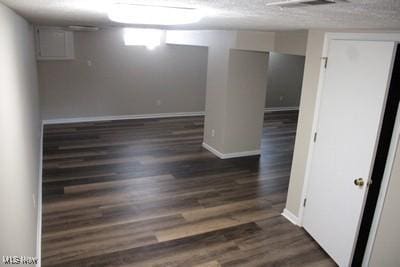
left=354, top=178, right=365, bottom=187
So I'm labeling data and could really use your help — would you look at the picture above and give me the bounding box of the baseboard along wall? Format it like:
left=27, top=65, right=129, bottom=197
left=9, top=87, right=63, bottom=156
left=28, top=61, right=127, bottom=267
left=42, top=111, right=206, bottom=125
left=281, top=208, right=301, bottom=226
left=264, top=106, right=299, bottom=113
left=202, top=142, right=261, bottom=159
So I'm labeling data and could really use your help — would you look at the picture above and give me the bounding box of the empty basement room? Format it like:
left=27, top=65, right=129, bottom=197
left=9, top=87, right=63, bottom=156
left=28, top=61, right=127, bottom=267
left=1, top=1, right=400, bottom=267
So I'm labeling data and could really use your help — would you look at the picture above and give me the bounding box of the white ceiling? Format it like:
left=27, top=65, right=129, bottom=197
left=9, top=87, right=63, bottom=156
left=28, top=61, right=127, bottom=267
left=1, top=0, right=400, bottom=31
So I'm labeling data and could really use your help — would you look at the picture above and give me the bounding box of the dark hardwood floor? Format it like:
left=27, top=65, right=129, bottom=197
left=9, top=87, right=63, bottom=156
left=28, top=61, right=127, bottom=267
left=41, top=111, right=335, bottom=267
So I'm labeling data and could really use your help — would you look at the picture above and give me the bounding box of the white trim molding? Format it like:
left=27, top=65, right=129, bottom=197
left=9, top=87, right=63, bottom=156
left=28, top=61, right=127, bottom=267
left=264, top=106, right=299, bottom=113
left=202, top=142, right=261, bottom=159
left=42, top=111, right=205, bottom=125
left=36, top=122, right=44, bottom=267
left=362, top=104, right=400, bottom=267
left=281, top=208, right=300, bottom=226
left=297, top=32, right=400, bottom=226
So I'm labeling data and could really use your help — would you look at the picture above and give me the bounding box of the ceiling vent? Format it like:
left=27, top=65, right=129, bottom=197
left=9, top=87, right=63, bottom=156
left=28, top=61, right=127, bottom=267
left=266, top=0, right=337, bottom=7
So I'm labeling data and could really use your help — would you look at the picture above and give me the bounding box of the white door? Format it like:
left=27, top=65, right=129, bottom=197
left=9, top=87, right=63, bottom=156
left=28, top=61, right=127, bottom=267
left=303, top=39, right=396, bottom=266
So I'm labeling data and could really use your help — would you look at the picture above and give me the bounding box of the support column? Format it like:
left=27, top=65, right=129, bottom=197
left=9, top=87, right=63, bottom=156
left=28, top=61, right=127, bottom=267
left=203, top=49, right=269, bottom=159
left=165, top=29, right=288, bottom=159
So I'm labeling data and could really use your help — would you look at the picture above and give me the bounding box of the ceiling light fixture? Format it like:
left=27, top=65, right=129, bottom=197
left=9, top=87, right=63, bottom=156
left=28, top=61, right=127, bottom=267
left=123, top=28, right=163, bottom=50
left=108, top=4, right=207, bottom=25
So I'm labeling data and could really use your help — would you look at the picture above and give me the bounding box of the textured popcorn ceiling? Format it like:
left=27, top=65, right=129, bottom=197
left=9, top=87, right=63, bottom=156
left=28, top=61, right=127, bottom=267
left=1, top=0, right=399, bottom=31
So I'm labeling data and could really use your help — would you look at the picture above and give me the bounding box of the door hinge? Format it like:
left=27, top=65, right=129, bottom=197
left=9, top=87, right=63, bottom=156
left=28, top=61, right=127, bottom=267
left=303, top=198, right=307, bottom=207
left=313, top=132, right=317, bottom=143
left=322, top=57, right=328, bottom=69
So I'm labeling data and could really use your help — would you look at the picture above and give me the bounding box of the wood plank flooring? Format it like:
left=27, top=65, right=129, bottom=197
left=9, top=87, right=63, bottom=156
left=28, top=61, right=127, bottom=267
left=42, top=111, right=336, bottom=267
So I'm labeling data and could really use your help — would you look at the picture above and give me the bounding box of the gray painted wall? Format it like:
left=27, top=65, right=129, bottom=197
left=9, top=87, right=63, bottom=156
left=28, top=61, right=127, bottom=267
left=274, top=30, right=308, bottom=56
left=203, top=47, right=268, bottom=155
left=0, top=2, right=41, bottom=259
left=265, top=52, right=305, bottom=109
left=224, top=49, right=268, bottom=153
left=38, top=28, right=208, bottom=120
left=203, top=46, right=230, bottom=152
left=285, top=30, right=325, bottom=216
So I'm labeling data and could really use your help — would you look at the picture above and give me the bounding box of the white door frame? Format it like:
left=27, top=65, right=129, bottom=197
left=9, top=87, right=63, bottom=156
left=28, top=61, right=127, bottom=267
left=361, top=104, right=400, bottom=266
left=298, top=32, right=400, bottom=227
left=295, top=32, right=400, bottom=264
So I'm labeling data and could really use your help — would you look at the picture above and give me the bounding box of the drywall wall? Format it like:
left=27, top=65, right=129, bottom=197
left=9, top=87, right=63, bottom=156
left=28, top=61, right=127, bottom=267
left=285, top=30, right=325, bottom=217
left=223, top=49, right=268, bottom=154
left=38, top=28, right=208, bottom=120
left=166, top=30, right=237, bottom=48
left=274, top=30, right=308, bottom=56
left=369, top=139, right=400, bottom=267
left=203, top=48, right=268, bottom=156
left=265, top=52, right=305, bottom=109
left=166, top=30, right=307, bottom=56
left=0, top=2, right=41, bottom=261
left=235, top=31, right=275, bottom=52
left=203, top=46, right=231, bottom=152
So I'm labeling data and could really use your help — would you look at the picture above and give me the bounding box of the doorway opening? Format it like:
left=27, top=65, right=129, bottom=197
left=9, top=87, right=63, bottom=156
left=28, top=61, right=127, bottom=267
left=264, top=52, right=305, bottom=113
left=299, top=38, right=397, bottom=266
left=261, top=52, right=305, bottom=177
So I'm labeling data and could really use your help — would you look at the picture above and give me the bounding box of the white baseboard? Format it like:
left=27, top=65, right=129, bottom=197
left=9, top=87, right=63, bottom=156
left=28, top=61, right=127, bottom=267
left=42, top=111, right=205, bottom=125
left=202, top=143, right=225, bottom=158
left=264, top=107, right=299, bottom=113
left=281, top=208, right=300, bottom=226
left=202, top=142, right=261, bottom=159
left=36, top=123, right=43, bottom=267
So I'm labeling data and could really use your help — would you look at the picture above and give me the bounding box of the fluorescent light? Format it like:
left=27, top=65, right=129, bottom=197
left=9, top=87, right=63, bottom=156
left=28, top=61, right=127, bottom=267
left=123, top=28, right=162, bottom=50
left=68, top=25, right=99, bottom=32
left=108, top=4, right=206, bottom=25
left=266, top=0, right=320, bottom=6
left=265, top=0, right=310, bottom=5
